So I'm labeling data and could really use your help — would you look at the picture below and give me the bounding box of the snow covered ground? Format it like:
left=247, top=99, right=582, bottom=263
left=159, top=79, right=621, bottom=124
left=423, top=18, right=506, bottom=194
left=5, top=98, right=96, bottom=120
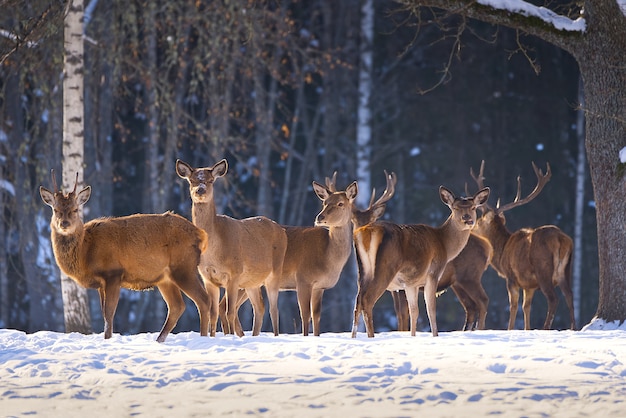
left=1, top=323, right=625, bottom=417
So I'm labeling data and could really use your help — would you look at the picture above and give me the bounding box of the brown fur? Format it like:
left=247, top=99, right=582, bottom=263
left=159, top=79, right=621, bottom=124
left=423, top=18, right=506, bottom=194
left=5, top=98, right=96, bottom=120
left=473, top=211, right=575, bottom=330
left=392, top=234, right=493, bottom=331
left=176, top=159, right=288, bottom=337
left=216, top=179, right=358, bottom=337
left=351, top=186, right=490, bottom=338
left=40, top=184, right=210, bottom=342
left=278, top=180, right=357, bottom=336
left=470, top=161, right=576, bottom=330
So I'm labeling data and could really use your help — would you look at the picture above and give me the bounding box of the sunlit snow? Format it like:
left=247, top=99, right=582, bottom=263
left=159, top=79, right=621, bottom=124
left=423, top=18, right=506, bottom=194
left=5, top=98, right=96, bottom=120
left=1, top=319, right=626, bottom=417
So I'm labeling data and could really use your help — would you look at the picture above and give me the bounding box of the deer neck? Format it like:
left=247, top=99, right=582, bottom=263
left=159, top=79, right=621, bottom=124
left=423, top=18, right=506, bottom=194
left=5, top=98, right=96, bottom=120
left=437, top=216, right=472, bottom=263
left=51, top=224, right=85, bottom=279
left=191, top=199, right=218, bottom=233
left=478, top=219, right=511, bottom=274
left=326, top=222, right=353, bottom=262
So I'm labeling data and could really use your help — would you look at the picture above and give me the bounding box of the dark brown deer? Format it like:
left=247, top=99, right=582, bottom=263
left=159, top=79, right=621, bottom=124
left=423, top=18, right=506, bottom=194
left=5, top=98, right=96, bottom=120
left=352, top=172, right=492, bottom=332
left=176, top=159, right=288, bottom=337
left=40, top=172, right=211, bottom=342
left=470, top=161, right=576, bottom=330
left=351, top=184, right=490, bottom=338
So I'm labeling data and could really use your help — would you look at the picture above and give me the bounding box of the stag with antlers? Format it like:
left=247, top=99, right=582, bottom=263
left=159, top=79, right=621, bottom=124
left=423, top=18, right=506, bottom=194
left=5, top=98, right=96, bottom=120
left=470, top=161, right=576, bottom=330
left=352, top=171, right=492, bottom=333
left=351, top=179, right=490, bottom=338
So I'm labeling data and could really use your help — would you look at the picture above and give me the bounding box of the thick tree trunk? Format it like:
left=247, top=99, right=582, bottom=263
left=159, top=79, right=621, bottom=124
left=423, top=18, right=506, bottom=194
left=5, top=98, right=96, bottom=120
left=62, top=0, right=92, bottom=334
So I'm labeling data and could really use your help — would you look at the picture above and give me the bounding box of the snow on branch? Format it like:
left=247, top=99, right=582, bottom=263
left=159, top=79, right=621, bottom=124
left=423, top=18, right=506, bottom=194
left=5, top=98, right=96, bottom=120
left=478, top=0, right=585, bottom=32
left=619, top=0, right=626, bottom=17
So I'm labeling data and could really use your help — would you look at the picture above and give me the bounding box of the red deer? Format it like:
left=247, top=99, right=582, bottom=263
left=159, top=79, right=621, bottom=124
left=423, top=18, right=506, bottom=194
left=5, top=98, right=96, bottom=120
left=392, top=234, right=493, bottom=332
left=470, top=161, right=576, bottom=330
left=215, top=174, right=358, bottom=336
left=40, top=172, right=210, bottom=342
left=270, top=176, right=358, bottom=336
left=352, top=171, right=492, bottom=333
left=351, top=184, right=490, bottom=338
left=176, top=159, right=287, bottom=337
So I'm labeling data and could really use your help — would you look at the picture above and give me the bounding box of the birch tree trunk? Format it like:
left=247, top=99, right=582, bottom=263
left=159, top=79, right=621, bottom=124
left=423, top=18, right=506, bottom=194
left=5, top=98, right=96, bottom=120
left=356, top=0, right=374, bottom=209
left=62, top=0, right=92, bottom=334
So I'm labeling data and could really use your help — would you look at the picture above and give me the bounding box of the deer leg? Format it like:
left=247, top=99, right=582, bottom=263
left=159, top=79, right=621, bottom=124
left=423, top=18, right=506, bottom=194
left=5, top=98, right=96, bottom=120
left=451, top=285, right=474, bottom=331
left=225, top=283, right=245, bottom=337
left=538, top=284, right=558, bottom=330
left=296, top=283, right=312, bottom=336
left=423, top=276, right=439, bottom=337
left=265, top=278, right=281, bottom=336
left=351, top=290, right=363, bottom=338
left=171, top=267, right=211, bottom=338
left=521, top=288, right=536, bottom=330
left=506, top=281, right=520, bottom=330
left=100, top=276, right=121, bottom=339
left=558, top=279, right=576, bottom=330
left=219, top=289, right=246, bottom=335
left=403, top=286, right=420, bottom=337
left=205, top=283, right=220, bottom=337
left=156, top=281, right=186, bottom=342
left=311, top=288, right=324, bottom=336
left=246, top=287, right=265, bottom=336
left=474, top=286, right=489, bottom=331
left=218, top=292, right=231, bottom=334
left=392, top=290, right=409, bottom=331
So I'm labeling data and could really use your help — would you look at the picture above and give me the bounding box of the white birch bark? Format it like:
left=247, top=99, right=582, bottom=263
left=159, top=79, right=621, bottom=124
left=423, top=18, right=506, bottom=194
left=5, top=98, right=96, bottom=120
left=62, top=0, right=92, bottom=334
left=356, top=0, right=374, bottom=209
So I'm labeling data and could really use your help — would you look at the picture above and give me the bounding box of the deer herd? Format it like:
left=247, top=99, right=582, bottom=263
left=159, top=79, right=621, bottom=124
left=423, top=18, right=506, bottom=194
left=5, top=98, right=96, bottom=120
left=40, top=159, right=577, bottom=342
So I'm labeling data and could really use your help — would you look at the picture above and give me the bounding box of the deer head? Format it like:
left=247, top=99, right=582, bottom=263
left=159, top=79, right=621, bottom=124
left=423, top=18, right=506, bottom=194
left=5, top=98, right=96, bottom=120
left=40, top=171, right=91, bottom=235
left=352, top=170, right=397, bottom=228
left=313, top=178, right=358, bottom=228
left=176, top=159, right=228, bottom=204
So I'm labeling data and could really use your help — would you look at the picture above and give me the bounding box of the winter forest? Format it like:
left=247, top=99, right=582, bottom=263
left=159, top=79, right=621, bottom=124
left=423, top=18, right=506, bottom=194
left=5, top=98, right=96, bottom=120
left=2, top=0, right=614, bottom=338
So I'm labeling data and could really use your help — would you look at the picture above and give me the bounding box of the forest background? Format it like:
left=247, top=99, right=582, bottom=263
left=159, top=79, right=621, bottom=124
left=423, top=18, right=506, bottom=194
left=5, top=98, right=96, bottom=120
left=0, top=0, right=593, bottom=336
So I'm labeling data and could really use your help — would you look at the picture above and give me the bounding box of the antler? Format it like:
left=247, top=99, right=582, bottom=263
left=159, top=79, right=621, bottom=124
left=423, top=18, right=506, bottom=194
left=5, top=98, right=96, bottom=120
left=367, top=170, right=397, bottom=210
left=497, top=162, right=551, bottom=213
left=72, top=172, right=79, bottom=194
left=325, top=171, right=338, bottom=192
left=50, top=169, right=59, bottom=193
left=469, top=160, right=493, bottom=211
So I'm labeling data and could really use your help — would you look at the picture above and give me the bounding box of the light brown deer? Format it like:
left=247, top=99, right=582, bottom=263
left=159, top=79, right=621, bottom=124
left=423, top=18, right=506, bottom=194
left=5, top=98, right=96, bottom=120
left=351, top=184, right=490, bottom=338
left=351, top=171, right=492, bottom=333
left=215, top=174, right=358, bottom=336
left=176, top=159, right=287, bottom=337
left=272, top=176, right=358, bottom=336
left=40, top=172, right=211, bottom=342
left=470, top=161, right=576, bottom=330
left=391, top=234, right=493, bottom=332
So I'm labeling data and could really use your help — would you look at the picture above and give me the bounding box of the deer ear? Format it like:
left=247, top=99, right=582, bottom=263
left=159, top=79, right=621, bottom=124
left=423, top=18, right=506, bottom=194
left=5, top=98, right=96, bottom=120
left=372, top=204, right=386, bottom=221
left=474, top=187, right=490, bottom=206
left=439, top=186, right=455, bottom=206
left=213, top=159, right=228, bottom=178
left=40, top=187, right=55, bottom=207
left=77, top=186, right=91, bottom=206
left=176, top=159, right=193, bottom=179
left=312, top=181, right=330, bottom=201
left=346, top=181, right=358, bottom=201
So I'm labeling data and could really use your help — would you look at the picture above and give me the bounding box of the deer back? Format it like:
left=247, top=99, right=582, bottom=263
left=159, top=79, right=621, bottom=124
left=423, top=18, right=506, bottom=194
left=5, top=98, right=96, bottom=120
left=71, top=213, right=207, bottom=289
left=176, top=158, right=287, bottom=288
left=281, top=179, right=358, bottom=289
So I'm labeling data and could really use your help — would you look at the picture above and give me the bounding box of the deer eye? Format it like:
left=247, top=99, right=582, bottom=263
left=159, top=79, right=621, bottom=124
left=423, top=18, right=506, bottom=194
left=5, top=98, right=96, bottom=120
left=337, top=202, right=344, bottom=207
